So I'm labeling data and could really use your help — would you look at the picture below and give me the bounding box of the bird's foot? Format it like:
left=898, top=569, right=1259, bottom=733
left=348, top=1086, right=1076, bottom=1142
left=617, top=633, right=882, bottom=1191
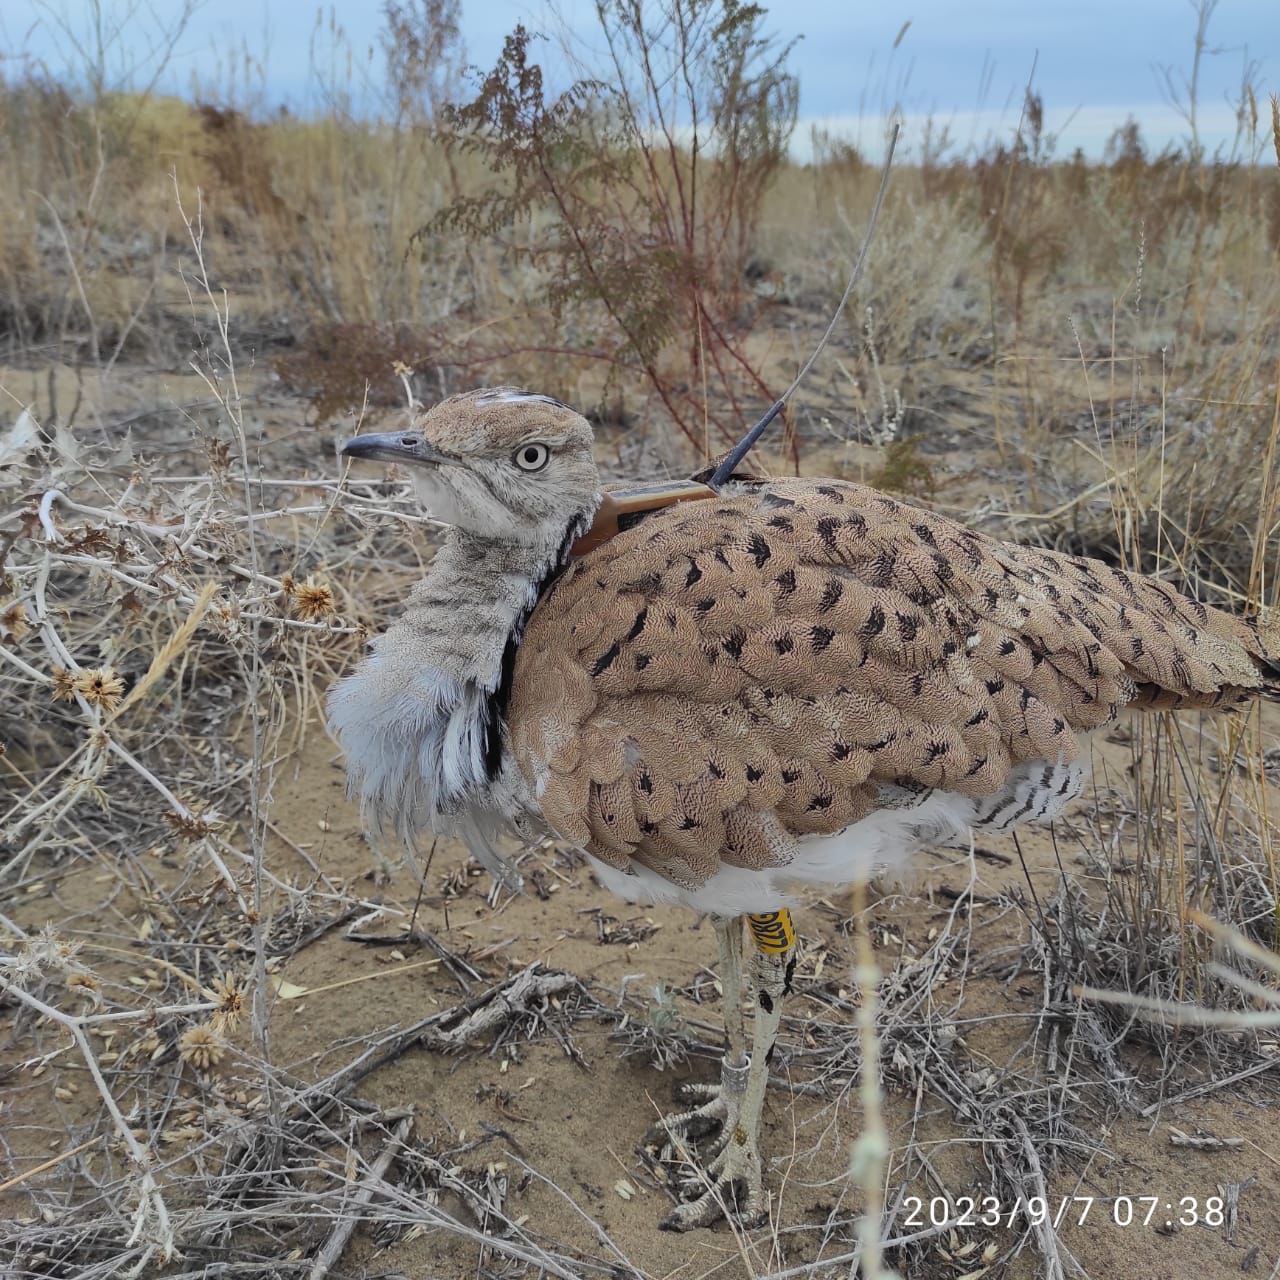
left=658, top=1121, right=765, bottom=1231
left=642, top=1061, right=766, bottom=1230
left=643, top=1079, right=726, bottom=1153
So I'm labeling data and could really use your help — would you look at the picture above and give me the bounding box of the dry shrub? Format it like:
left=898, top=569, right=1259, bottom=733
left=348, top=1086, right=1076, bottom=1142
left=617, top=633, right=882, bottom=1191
left=273, top=322, right=435, bottom=419
left=872, top=438, right=935, bottom=500
left=1033, top=710, right=1278, bottom=1105
left=428, top=4, right=798, bottom=457
left=194, top=104, right=302, bottom=234
left=0, top=79, right=181, bottom=356
left=974, top=92, right=1072, bottom=330
left=0, top=199, right=445, bottom=1270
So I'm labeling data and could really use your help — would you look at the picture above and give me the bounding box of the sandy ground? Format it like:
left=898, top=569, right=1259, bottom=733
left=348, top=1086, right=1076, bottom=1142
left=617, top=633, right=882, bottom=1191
left=4, top=709, right=1278, bottom=1279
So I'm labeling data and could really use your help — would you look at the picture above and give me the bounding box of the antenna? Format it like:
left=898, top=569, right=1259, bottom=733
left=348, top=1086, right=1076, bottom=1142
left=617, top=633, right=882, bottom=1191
left=707, top=121, right=901, bottom=491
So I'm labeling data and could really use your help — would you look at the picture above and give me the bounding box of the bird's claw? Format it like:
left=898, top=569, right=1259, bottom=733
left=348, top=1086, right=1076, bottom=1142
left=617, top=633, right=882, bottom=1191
left=643, top=1073, right=766, bottom=1231
left=642, top=1081, right=730, bottom=1162
left=659, top=1128, right=766, bottom=1232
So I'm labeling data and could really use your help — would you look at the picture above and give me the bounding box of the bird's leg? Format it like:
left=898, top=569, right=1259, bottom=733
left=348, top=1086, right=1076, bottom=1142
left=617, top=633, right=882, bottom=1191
left=720, top=914, right=747, bottom=1069
left=655, top=908, right=796, bottom=1232
left=647, top=917, right=746, bottom=1157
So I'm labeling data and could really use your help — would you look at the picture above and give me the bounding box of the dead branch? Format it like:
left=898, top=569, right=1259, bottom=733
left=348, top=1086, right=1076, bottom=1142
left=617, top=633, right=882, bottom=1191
left=307, top=1113, right=414, bottom=1280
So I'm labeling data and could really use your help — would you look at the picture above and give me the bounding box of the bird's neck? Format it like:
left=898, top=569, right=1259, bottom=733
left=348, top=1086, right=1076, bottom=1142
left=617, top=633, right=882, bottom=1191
left=327, top=511, right=593, bottom=864
left=400, top=518, right=586, bottom=690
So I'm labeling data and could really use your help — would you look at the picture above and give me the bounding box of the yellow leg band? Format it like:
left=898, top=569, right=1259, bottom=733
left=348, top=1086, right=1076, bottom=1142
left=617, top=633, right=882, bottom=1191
left=747, top=909, right=795, bottom=954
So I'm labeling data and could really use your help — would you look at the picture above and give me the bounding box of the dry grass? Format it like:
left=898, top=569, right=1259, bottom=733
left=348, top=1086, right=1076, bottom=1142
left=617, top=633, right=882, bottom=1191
left=1, top=4, right=1278, bottom=1278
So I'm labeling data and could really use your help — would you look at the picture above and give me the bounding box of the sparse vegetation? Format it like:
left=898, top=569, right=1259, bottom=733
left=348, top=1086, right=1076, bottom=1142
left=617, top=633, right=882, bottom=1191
left=1, top=2, right=1277, bottom=1278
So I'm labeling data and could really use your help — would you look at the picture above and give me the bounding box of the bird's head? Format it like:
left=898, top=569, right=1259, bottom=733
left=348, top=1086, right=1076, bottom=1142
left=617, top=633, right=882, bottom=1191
left=340, top=387, right=601, bottom=544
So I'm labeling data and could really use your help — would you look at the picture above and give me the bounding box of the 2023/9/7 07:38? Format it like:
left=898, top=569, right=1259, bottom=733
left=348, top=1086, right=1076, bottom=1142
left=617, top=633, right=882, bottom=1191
left=901, top=1194, right=1227, bottom=1230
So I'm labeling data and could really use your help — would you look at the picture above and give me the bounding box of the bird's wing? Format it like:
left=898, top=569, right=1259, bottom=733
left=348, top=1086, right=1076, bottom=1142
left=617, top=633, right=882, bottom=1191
left=508, top=478, right=1270, bottom=888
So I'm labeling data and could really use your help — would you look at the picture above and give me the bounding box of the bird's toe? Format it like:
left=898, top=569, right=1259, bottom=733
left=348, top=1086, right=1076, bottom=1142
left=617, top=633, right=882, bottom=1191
left=642, top=1083, right=730, bottom=1155
left=658, top=1160, right=767, bottom=1232
left=674, top=1080, right=721, bottom=1105
left=653, top=1118, right=765, bottom=1232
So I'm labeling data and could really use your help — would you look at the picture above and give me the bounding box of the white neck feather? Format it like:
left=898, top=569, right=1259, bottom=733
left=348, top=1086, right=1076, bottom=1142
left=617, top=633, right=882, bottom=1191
left=327, top=512, right=593, bottom=877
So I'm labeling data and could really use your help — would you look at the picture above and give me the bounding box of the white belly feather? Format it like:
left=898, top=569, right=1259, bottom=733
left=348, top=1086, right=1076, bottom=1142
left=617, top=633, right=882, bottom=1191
left=586, top=759, right=1085, bottom=914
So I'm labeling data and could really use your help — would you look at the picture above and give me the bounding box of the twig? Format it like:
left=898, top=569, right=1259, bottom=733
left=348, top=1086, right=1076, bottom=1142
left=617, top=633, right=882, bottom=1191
left=708, top=121, right=900, bottom=487
left=1167, top=1127, right=1243, bottom=1149
left=1141, top=1058, right=1280, bottom=1117
left=231, top=965, right=579, bottom=1151
left=760, top=1218, right=961, bottom=1280
left=307, top=1113, right=413, bottom=1280
left=0, top=976, right=174, bottom=1265
left=344, top=923, right=481, bottom=992
left=0, top=1136, right=100, bottom=1195
left=848, top=879, right=891, bottom=1280
left=1014, top=1115, right=1067, bottom=1280
left=505, top=1153, right=646, bottom=1280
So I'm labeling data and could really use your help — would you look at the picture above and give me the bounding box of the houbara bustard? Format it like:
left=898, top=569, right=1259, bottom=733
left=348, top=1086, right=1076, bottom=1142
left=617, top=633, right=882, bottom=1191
left=329, top=386, right=1278, bottom=1231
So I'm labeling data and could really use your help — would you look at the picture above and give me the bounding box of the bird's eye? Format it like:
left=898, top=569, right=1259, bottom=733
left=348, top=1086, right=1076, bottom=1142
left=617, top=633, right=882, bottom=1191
left=513, top=442, right=551, bottom=472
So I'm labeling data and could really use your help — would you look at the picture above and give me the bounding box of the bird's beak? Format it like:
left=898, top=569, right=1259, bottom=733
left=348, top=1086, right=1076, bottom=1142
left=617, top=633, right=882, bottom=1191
left=339, top=431, right=450, bottom=467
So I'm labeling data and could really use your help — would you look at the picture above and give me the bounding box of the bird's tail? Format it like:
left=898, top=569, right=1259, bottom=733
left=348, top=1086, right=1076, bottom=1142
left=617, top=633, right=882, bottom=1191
left=1256, top=652, right=1280, bottom=701
left=1124, top=609, right=1279, bottom=713
left=1246, top=614, right=1280, bottom=700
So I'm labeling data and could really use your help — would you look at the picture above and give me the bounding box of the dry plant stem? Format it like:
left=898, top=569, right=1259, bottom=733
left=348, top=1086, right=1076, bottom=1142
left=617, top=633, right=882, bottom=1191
left=0, top=976, right=173, bottom=1265
left=40, top=487, right=178, bottom=540
left=6, top=573, right=214, bottom=855
left=6, top=609, right=220, bottom=870
left=71, top=1000, right=216, bottom=1027
left=35, top=192, right=100, bottom=366
left=1014, top=1116, right=1069, bottom=1280
left=0, top=1136, right=99, bottom=1196
left=110, top=581, right=220, bottom=720
left=1190, top=907, right=1280, bottom=977
left=1141, top=1057, right=1280, bottom=1117
left=709, top=121, right=900, bottom=487
left=1075, top=983, right=1280, bottom=1029
left=1167, top=1127, right=1243, bottom=1149
left=848, top=878, right=894, bottom=1280
left=322, top=1164, right=587, bottom=1280
left=505, top=1154, right=646, bottom=1280
left=173, top=175, right=278, bottom=1126
left=762, top=1218, right=961, bottom=1280
left=307, top=1113, right=414, bottom=1280
left=0, top=644, right=50, bottom=684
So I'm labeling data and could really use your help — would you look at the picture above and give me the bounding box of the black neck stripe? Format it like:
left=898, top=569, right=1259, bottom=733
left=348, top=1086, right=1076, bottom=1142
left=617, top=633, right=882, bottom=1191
left=482, top=513, right=589, bottom=781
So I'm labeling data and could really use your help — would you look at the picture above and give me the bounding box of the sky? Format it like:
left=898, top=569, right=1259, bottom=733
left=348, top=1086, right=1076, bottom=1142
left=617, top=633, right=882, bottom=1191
left=2, top=0, right=1276, bottom=159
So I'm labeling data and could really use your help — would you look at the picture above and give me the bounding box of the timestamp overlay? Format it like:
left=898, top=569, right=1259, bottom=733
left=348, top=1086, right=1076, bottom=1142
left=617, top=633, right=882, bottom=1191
left=902, top=1195, right=1227, bottom=1231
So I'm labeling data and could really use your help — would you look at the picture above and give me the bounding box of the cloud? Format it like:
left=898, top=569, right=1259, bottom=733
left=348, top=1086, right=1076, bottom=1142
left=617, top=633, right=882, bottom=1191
left=795, top=101, right=1262, bottom=162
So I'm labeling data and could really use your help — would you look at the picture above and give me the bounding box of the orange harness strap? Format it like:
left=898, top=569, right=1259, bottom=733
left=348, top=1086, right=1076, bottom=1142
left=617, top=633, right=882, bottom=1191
left=569, top=481, right=717, bottom=558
